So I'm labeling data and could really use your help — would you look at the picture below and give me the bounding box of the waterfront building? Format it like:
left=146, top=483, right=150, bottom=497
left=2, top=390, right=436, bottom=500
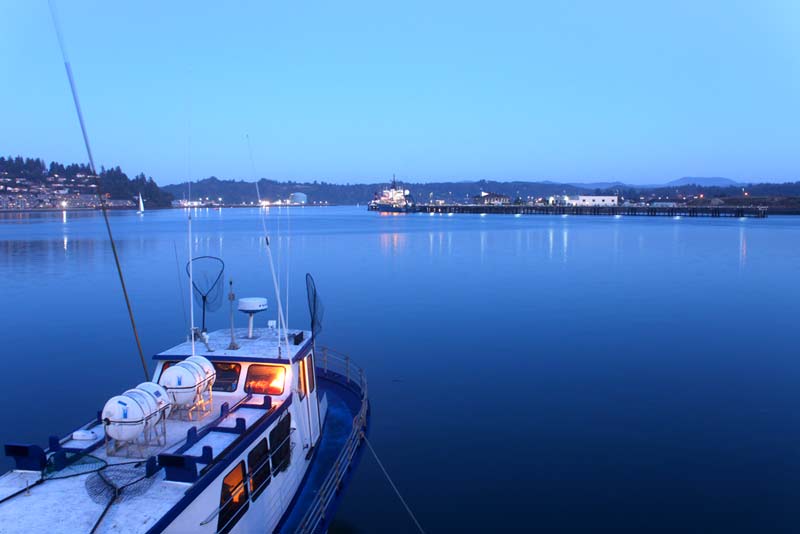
left=472, top=191, right=510, bottom=205
left=289, top=192, right=308, bottom=204
left=561, top=195, right=619, bottom=207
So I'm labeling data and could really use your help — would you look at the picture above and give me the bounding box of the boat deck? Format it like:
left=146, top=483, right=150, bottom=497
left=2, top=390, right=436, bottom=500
left=0, top=392, right=279, bottom=534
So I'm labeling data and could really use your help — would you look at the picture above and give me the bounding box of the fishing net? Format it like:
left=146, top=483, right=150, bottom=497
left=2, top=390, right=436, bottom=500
left=306, top=273, right=324, bottom=337
left=43, top=452, right=107, bottom=480
left=186, top=256, right=225, bottom=331
left=85, top=462, right=155, bottom=504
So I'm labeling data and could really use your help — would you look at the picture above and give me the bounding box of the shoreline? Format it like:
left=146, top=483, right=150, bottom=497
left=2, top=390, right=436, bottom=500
left=0, top=204, right=329, bottom=214
left=3, top=205, right=800, bottom=216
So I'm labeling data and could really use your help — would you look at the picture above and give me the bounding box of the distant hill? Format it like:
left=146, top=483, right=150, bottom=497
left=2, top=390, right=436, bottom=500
left=163, top=177, right=600, bottom=205
left=567, top=181, right=627, bottom=189
left=164, top=176, right=800, bottom=205
left=667, top=177, right=741, bottom=187
left=5, top=154, right=799, bottom=208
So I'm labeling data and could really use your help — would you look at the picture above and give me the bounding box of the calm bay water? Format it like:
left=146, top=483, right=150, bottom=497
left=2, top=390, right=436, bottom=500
left=2, top=206, right=800, bottom=532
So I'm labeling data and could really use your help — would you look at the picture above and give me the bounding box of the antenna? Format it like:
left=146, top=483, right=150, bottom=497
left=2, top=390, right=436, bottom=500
left=187, top=166, right=196, bottom=356
left=247, top=135, right=292, bottom=358
left=285, top=195, right=291, bottom=331
left=48, top=0, right=148, bottom=380
left=256, top=182, right=291, bottom=356
left=227, top=279, right=239, bottom=350
left=186, top=256, right=225, bottom=332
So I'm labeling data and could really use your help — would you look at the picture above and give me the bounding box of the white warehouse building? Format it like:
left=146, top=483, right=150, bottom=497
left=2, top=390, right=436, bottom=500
left=565, top=195, right=618, bottom=207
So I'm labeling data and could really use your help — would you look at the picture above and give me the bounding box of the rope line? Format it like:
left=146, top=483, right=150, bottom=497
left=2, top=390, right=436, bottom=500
left=48, top=0, right=149, bottom=380
left=363, top=436, right=426, bottom=534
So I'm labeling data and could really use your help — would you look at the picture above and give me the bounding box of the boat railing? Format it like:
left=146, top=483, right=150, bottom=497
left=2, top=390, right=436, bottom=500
left=317, top=346, right=366, bottom=392
left=199, top=422, right=295, bottom=531
left=295, top=346, right=369, bottom=534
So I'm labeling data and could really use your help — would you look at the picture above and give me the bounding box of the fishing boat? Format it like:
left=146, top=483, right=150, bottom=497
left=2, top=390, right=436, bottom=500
left=0, top=269, right=369, bottom=533
left=137, top=193, right=145, bottom=214
left=5, top=7, right=372, bottom=533
left=367, top=175, right=414, bottom=213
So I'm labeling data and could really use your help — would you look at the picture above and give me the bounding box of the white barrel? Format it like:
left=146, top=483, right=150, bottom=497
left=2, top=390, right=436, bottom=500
left=186, top=356, right=216, bottom=391
left=178, top=360, right=206, bottom=389
left=137, top=381, right=172, bottom=418
left=159, top=361, right=204, bottom=405
left=102, top=394, right=146, bottom=442
left=123, top=388, right=158, bottom=430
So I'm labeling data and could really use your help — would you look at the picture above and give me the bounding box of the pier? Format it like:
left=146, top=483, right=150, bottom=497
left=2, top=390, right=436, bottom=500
left=408, top=204, right=768, bottom=218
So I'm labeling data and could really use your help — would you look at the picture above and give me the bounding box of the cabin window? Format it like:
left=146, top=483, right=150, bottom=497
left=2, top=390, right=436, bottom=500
left=270, top=414, right=292, bottom=474
left=247, top=438, right=271, bottom=500
left=298, top=359, right=307, bottom=399
left=218, top=461, right=249, bottom=534
left=306, top=354, right=316, bottom=394
left=212, top=362, right=241, bottom=392
left=244, top=365, right=285, bottom=395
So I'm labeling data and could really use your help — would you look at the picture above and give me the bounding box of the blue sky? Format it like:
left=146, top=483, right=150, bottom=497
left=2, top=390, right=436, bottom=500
left=2, top=1, right=799, bottom=185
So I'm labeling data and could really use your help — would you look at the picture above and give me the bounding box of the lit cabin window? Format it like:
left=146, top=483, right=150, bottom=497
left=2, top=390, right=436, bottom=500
left=244, top=365, right=285, bottom=395
left=247, top=438, right=271, bottom=500
left=298, top=359, right=307, bottom=399
left=212, top=362, right=241, bottom=392
left=306, top=354, right=316, bottom=394
left=218, top=461, right=249, bottom=534
left=270, top=414, right=291, bottom=474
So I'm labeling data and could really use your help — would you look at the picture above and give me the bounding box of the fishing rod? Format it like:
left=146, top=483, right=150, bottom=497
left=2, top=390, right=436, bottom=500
left=48, top=0, right=149, bottom=380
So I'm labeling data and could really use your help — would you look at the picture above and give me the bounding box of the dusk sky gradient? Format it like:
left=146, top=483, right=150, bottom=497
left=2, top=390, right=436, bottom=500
left=2, top=1, right=800, bottom=185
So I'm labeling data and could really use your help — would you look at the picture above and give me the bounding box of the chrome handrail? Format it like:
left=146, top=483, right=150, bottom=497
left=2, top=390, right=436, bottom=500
left=295, top=347, right=369, bottom=533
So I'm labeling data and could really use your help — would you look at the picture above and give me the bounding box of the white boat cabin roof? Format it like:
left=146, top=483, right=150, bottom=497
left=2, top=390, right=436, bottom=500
left=157, top=327, right=312, bottom=362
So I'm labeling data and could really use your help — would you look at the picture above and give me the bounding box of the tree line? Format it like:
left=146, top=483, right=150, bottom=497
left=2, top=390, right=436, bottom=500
left=0, top=156, right=173, bottom=207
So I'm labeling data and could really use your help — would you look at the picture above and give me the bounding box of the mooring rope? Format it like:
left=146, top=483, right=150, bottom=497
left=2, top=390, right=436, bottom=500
left=363, top=436, right=426, bottom=534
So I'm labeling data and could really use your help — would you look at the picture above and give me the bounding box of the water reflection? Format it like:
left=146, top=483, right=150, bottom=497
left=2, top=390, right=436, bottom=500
left=739, top=226, right=747, bottom=270
left=0, top=210, right=96, bottom=224
left=379, top=232, right=406, bottom=255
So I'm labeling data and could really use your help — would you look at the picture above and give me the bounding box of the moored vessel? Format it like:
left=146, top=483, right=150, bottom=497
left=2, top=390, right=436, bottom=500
left=0, top=274, right=368, bottom=534
left=368, top=175, right=414, bottom=213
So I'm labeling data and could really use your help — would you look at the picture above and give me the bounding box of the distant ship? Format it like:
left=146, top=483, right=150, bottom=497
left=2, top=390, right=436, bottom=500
left=137, top=193, right=145, bottom=214
left=367, top=175, right=414, bottom=213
